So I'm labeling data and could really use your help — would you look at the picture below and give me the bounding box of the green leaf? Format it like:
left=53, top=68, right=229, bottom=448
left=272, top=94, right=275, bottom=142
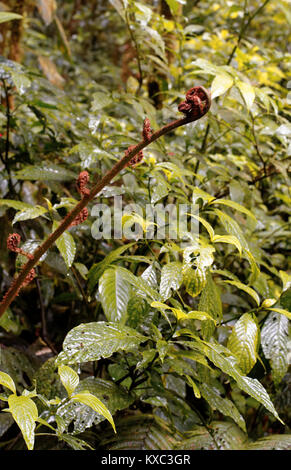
left=53, top=221, right=76, bottom=268
left=200, top=383, right=246, bottom=432
left=176, top=421, right=247, bottom=450
left=150, top=173, right=169, bottom=204
left=211, top=73, right=233, bottom=99
left=183, top=266, right=207, bottom=298
left=127, top=296, right=149, bottom=328
left=56, top=322, right=147, bottom=365
left=160, top=262, right=183, bottom=300
left=280, top=287, right=291, bottom=311
left=0, top=371, right=16, bottom=394
left=58, top=365, right=79, bottom=398
left=199, top=271, right=222, bottom=340
left=7, top=395, right=38, bottom=450
left=0, top=12, right=23, bottom=24
left=247, top=434, right=291, bottom=450
left=210, top=199, right=256, bottom=220
left=98, top=415, right=178, bottom=450
left=99, top=267, right=131, bottom=323
left=14, top=165, right=77, bottom=182
left=205, top=345, right=283, bottom=424
left=190, top=214, right=215, bottom=241
left=223, top=280, right=260, bottom=306
left=151, top=301, right=215, bottom=323
left=71, top=391, right=116, bottom=433
left=91, top=92, right=112, bottom=111
left=236, top=80, right=255, bottom=110
left=213, top=209, right=249, bottom=250
left=186, top=376, right=201, bottom=398
left=10, top=70, right=31, bottom=95
left=227, top=313, right=259, bottom=374
left=265, top=307, right=291, bottom=320
left=261, top=311, right=289, bottom=386
left=56, top=377, right=134, bottom=433
left=0, top=347, right=36, bottom=393
left=115, top=266, right=161, bottom=303
left=213, top=234, right=242, bottom=255
left=60, top=434, right=94, bottom=450
left=192, top=187, right=215, bottom=204
left=0, top=307, right=22, bottom=335
left=0, top=199, right=34, bottom=211
left=12, top=206, right=48, bottom=225
left=164, top=0, right=184, bottom=15
left=88, top=243, right=136, bottom=292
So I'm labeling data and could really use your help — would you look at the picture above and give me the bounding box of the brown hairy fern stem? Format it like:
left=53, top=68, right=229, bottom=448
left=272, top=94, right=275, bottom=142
left=0, top=86, right=211, bottom=317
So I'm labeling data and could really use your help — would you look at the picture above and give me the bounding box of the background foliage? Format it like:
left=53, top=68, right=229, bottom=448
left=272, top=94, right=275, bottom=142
left=0, top=0, right=290, bottom=450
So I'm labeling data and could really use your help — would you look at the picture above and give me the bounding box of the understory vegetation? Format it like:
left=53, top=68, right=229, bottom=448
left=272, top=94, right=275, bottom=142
left=0, top=0, right=290, bottom=450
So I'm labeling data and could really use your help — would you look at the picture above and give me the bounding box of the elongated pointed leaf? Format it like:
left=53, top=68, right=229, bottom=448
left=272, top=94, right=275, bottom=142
left=247, top=434, right=291, bottom=450
left=261, top=311, right=289, bottom=385
left=205, top=345, right=283, bottom=424
left=265, top=307, right=291, bottom=320
left=56, top=322, right=147, bottom=365
left=7, top=395, right=38, bottom=450
left=0, top=199, right=34, bottom=211
left=213, top=209, right=249, bottom=250
left=15, top=165, right=77, bottom=181
left=176, top=421, right=247, bottom=450
left=0, top=12, right=23, bottom=24
left=227, top=313, right=259, bottom=374
left=211, top=73, right=233, bottom=99
left=160, top=262, right=183, bottom=300
left=12, top=206, right=48, bottom=224
left=236, top=80, right=255, bottom=110
left=199, top=272, right=222, bottom=340
left=72, top=392, right=116, bottom=432
left=99, top=267, right=131, bottom=323
left=58, top=365, right=79, bottom=398
left=210, top=199, right=256, bottom=220
left=0, top=371, right=16, bottom=394
left=183, top=266, right=206, bottom=297
left=200, top=383, right=246, bottom=431
left=213, top=235, right=242, bottom=255
left=224, top=280, right=260, bottom=306
left=116, top=266, right=161, bottom=302
left=56, top=377, right=134, bottom=434
left=88, top=242, right=135, bottom=292
left=53, top=221, right=76, bottom=268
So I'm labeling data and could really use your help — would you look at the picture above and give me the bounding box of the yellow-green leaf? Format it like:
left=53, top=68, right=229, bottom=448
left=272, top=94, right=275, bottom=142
left=0, top=12, right=22, bottom=24
left=12, top=206, right=48, bottom=225
left=224, top=280, right=260, bottom=306
left=213, top=235, right=242, bottom=255
left=183, top=266, right=207, bottom=298
left=71, top=392, right=116, bottom=433
left=227, top=313, right=259, bottom=374
left=53, top=221, right=76, bottom=268
left=186, top=375, right=201, bottom=398
left=210, top=199, right=256, bottom=220
left=58, top=365, right=79, bottom=398
left=211, top=73, right=233, bottom=99
left=265, top=307, right=291, bottom=320
left=7, top=395, right=38, bottom=450
left=236, top=80, right=255, bottom=110
left=0, top=371, right=16, bottom=394
left=189, top=214, right=215, bottom=241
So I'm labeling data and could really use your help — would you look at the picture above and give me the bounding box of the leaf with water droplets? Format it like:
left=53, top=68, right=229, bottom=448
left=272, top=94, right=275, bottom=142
left=56, top=322, right=147, bottom=365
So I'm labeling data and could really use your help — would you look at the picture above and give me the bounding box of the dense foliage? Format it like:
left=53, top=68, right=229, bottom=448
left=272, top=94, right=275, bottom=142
left=0, top=0, right=290, bottom=450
